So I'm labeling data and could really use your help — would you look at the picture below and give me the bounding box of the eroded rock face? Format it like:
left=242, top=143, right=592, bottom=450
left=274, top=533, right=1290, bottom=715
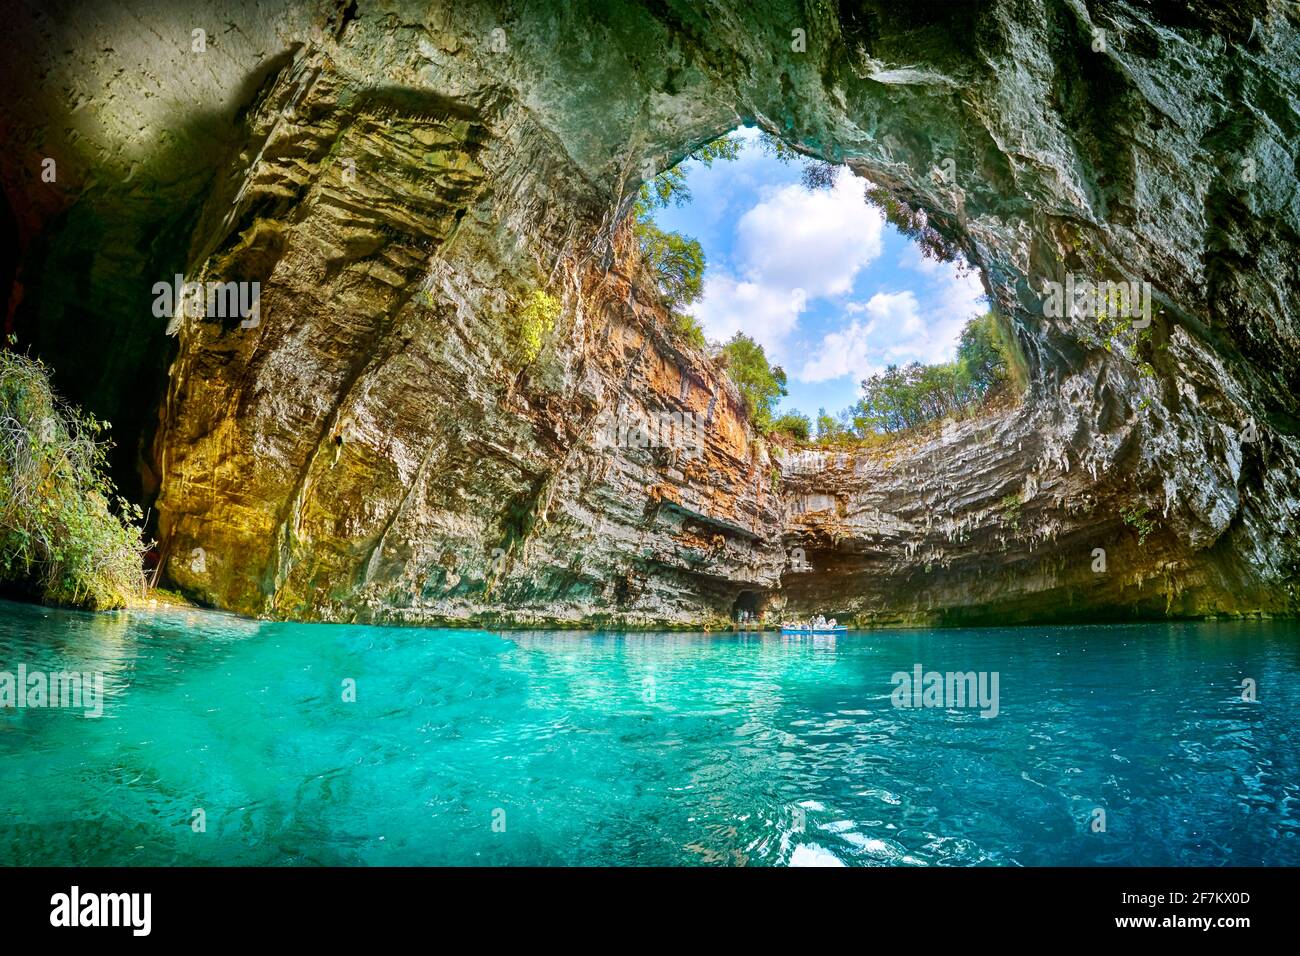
left=2, top=0, right=1297, bottom=625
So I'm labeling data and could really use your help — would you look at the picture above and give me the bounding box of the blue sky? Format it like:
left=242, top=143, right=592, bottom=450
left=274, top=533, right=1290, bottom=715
left=652, top=127, right=988, bottom=421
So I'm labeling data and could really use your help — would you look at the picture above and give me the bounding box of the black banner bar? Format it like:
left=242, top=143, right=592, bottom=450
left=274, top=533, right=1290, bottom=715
left=0, top=866, right=1283, bottom=941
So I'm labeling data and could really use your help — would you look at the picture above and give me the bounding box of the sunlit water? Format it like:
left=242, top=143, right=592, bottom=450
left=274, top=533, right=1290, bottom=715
left=0, top=598, right=1296, bottom=866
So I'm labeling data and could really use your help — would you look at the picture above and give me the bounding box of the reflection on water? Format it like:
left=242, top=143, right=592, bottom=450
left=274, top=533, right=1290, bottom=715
left=1, top=600, right=1297, bottom=866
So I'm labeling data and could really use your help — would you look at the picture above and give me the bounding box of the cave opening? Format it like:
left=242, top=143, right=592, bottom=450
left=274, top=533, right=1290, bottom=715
left=630, top=125, right=1027, bottom=453
left=625, top=123, right=1081, bottom=627
left=731, top=589, right=761, bottom=622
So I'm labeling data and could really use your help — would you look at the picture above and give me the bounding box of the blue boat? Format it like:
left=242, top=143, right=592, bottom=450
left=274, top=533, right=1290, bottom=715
left=780, top=625, right=847, bottom=635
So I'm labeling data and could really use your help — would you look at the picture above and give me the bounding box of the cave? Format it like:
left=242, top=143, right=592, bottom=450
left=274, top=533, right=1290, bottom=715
left=1, top=0, right=1296, bottom=628
left=731, top=589, right=762, bottom=622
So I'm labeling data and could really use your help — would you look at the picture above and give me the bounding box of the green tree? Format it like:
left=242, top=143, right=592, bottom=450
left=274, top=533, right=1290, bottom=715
left=849, top=313, right=1023, bottom=435
left=769, top=410, right=812, bottom=441
left=863, top=183, right=960, bottom=263
left=0, top=348, right=146, bottom=609
left=637, top=221, right=705, bottom=311
left=632, top=136, right=741, bottom=316
left=756, top=130, right=801, bottom=163
left=720, top=333, right=787, bottom=432
left=756, top=130, right=837, bottom=190
left=956, top=312, right=1007, bottom=396
left=815, top=407, right=854, bottom=443
left=634, top=136, right=742, bottom=217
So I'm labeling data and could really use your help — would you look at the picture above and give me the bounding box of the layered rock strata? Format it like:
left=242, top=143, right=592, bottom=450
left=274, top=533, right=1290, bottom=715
left=2, top=0, right=1296, bottom=625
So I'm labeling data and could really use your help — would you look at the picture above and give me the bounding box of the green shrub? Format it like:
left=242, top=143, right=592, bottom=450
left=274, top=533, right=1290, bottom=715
left=1000, top=493, right=1023, bottom=530
left=1122, top=505, right=1157, bottom=545
left=769, top=411, right=812, bottom=441
left=514, top=290, right=560, bottom=364
left=0, top=348, right=145, bottom=609
left=672, top=311, right=708, bottom=350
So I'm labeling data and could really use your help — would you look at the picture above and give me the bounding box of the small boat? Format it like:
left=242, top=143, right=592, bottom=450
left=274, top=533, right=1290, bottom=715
left=780, top=616, right=847, bottom=635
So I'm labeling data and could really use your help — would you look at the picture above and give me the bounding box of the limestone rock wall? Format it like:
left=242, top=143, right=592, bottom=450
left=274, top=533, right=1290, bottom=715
left=2, top=0, right=1297, bottom=625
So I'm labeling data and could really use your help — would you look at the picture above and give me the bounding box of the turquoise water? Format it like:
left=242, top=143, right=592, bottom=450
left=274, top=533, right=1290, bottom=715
left=0, top=598, right=1296, bottom=866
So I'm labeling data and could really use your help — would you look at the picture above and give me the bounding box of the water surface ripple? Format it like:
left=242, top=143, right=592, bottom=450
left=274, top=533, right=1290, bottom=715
left=1, top=600, right=1295, bottom=866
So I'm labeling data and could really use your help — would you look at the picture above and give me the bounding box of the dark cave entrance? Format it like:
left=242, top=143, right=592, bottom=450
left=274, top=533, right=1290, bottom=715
left=0, top=188, right=16, bottom=334
left=732, top=589, right=761, bottom=622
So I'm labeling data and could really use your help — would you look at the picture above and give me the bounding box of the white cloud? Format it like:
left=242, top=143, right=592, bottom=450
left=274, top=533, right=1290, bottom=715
left=938, top=263, right=987, bottom=314
left=797, top=270, right=987, bottom=382
left=898, top=250, right=990, bottom=360
left=681, top=151, right=989, bottom=389
left=735, top=171, right=884, bottom=297
left=689, top=167, right=884, bottom=363
left=799, top=291, right=920, bottom=382
left=912, top=267, right=986, bottom=364
left=867, top=290, right=925, bottom=335
left=798, top=317, right=876, bottom=383
left=691, top=276, right=807, bottom=357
